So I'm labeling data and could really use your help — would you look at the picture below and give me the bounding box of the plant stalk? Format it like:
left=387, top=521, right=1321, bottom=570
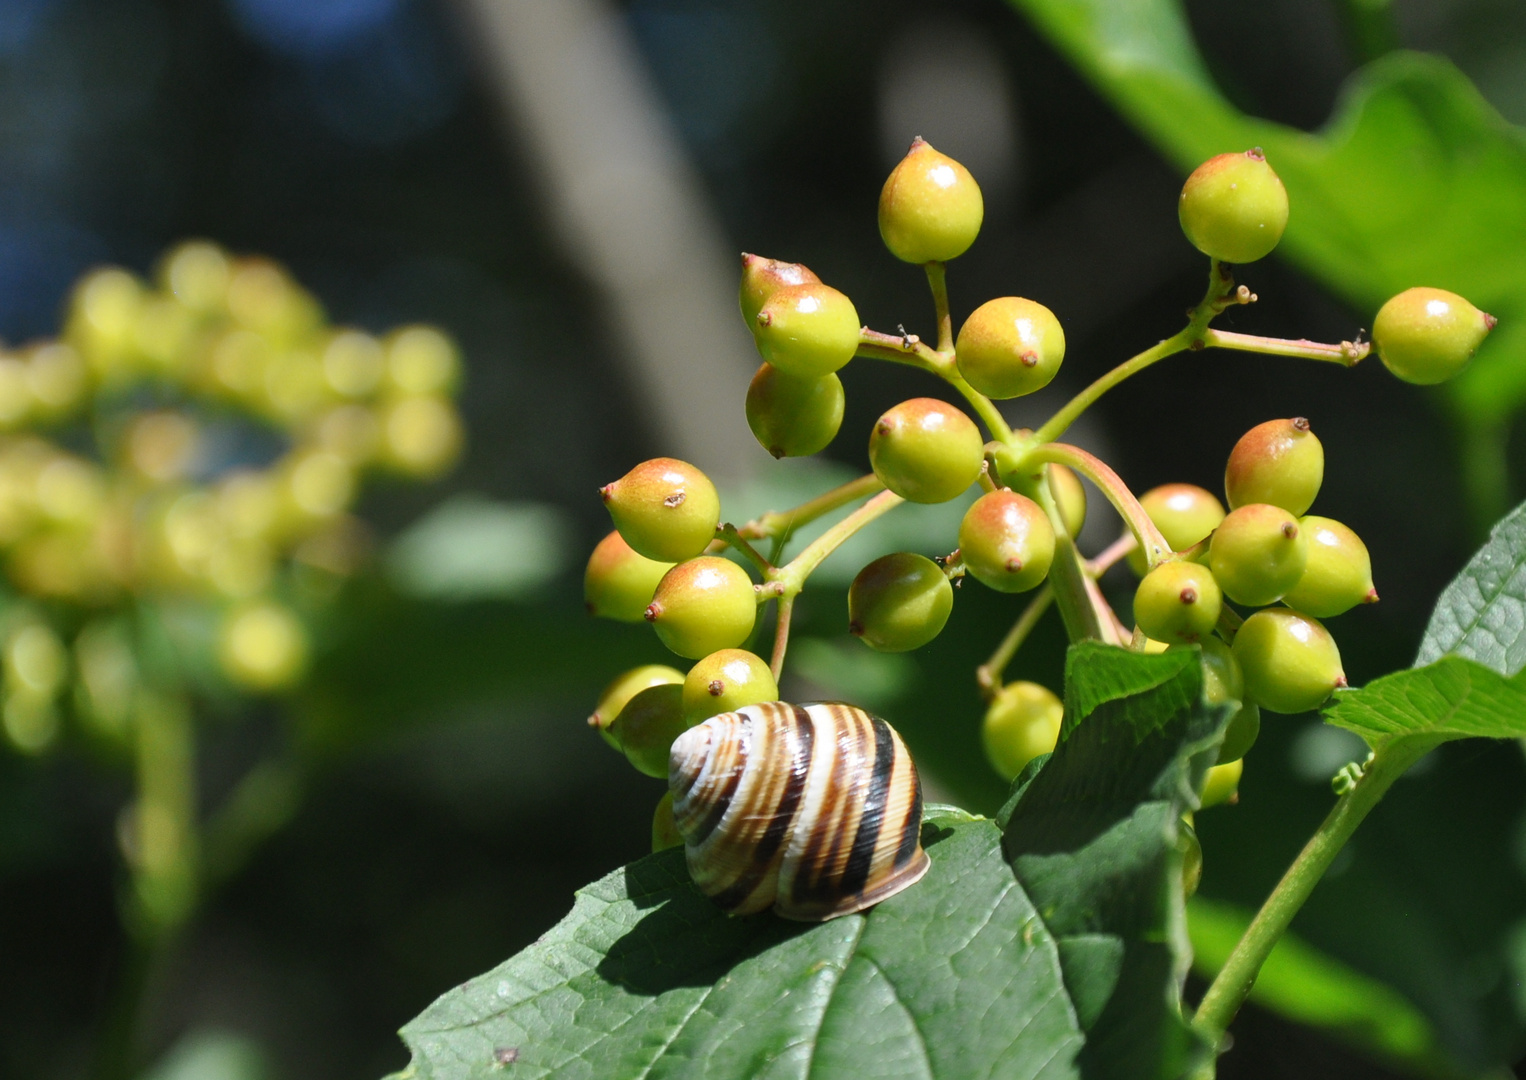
left=737, top=473, right=885, bottom=543
left=925, top=261, right=953, bottom=353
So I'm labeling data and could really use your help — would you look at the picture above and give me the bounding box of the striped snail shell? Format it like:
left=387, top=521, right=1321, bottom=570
left=668, top=700, right=929, bottom=922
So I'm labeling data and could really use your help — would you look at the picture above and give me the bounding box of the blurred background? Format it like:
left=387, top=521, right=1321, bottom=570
left=3, top=0, right=1526, bottom=1078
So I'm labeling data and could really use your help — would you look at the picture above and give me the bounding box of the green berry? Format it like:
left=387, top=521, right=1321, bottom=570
left=1232, top=607, right=1346, bottom=714
left=1179, top=819, right=1202, bottom=898
left=1200, top=758, right=1242, bottom=809
left=1225, top=417, right=1323, bottom=515
left=588, top=664, right=684, bottom=750
left=601, top=457, right=721, bottom=563
left=682, top=648, right=778, bottom=722
left=752, top=282, right=860, bottom=379
left=1220, top=703, right=1261, bottom=765
left=1128, top=484, right=1226, bottom=575
left=1172, top=638, right=1259, bottom=763
left=1178, top=149, right=1289, bottom=264
left=878, top=138, right=984, bottom=264
left=982, top=681, right=1062, bottom=781
left=1049, top=464, right=1087, bottom=537
left=608, top=683, right=692, bottom=777
left=954, top=297, right=1065, bottom=399
left=645, top=556, right=757, bottom=659
left=1283, top=516, right=1376, bottom=618
left=1208, top=503, right=1309, bottom=607
left=739, top=253, right=821, bottom=325
left=653, top=791, right=683, bottom=853
left=584, top=530, right=675, bottom=622
left=1134, top=561, right=1222, bottom=644
left=1373, top=287, right=1496, bottom=385
left=745, top=363, right=844, bottom=458
left=959, top=490, right=1056, bottom=593
left=869, top=397, right=984, bottom=503
left=847, top=552, right=954, bottom=653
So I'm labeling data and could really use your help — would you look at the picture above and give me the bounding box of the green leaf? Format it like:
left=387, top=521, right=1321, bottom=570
left=1186, top=898, right=1462, bottom=1079
left=1002, top=643, right=1230, bottom=1080
left=1322, top=655, right=1526, bottom=747
left=1417, top=499, right=1526, bottom=675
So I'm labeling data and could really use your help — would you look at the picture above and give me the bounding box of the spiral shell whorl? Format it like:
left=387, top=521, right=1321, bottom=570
left=668, top=701, right=929, bottom=922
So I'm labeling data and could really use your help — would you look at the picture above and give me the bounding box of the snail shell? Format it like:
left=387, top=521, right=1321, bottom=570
left=668, top=700, right=929, bottom=922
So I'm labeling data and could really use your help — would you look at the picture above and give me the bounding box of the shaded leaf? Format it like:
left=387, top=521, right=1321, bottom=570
left=1418, top=499, right=1526, bottom=675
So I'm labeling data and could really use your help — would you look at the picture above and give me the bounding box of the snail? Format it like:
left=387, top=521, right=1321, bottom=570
left=668, top=700, right=929, bottom=922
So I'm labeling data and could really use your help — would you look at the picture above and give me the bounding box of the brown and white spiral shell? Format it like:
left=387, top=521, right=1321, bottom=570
left=667, top=700, right=929, bottom=922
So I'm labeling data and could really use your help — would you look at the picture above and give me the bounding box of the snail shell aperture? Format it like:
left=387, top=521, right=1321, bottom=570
left=668, top=700, right=929, bottom=922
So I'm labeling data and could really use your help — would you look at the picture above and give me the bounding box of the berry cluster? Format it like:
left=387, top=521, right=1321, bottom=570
left=584, top=140, right=1495, bottom=851
left=0, top=241, right=464, bottom=752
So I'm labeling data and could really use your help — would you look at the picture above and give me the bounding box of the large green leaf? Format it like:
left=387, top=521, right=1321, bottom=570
left=389, top=645, right=1227, bottom=1080
left=1323, top=656, right=1526, bottom=749
left=1417, top=499, right=1526, bottom=674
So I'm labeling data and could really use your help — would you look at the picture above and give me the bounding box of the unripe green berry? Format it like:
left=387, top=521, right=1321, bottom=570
left=1179, top=819, right=1203, bottom=898
left=1283, top=516, right=1377, bottom=618
left=1208, top=503, right=1309, bottom=607
left=653, top=791, right=683, bottom=853
left=959, top=490, right=1056, bottom=593
left=584, top=530, right=675, bottom=622
left=1232, top=607, right=1346, bottom=714
left=1128, top=484, right=1226, bottom=576
left=1178, top=149, right=1289, bottom=264
left=869, top=397, right=984, bottom=504
left=954, top=297, right=1065, bottom=399
left=745, top=363, right=844, bottom=459
left=878, top=138, right=984, bottom=264
left=609, top=683, right=692, bottom=777
left=752, top=282, right=860, bottom=379
left=645, top=556, right=757, bottom=659
left=682, top=648, right=778, bottom=722
left=847, top=552, right=954, bottom=653
left=1171, top=638, right=1259, bottom=763
left=738, top=253, right=821, bottom=325
left=1220, top=703, right=1261, bottom=765
left=601, top=457, right=721, bottom=563
left=588, top=664, right=684, bottom=750
left=1201, top=758, right=1242, bottom=809
left=1225, top=417, right=1323, bottom=516
left=1134, top=561, right=1222, bottom=644
left=1049, top=464, right=1087, bottom=537
left=1373, top=287, right=1496, bottom=385
left=982, top=680, right=1062, bottom=781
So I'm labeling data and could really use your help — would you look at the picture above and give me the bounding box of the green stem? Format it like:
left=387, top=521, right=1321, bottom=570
left=1024, top=443, right=1171, bottom=567
left=769, top=594, right=795, bottom=683
left=202, top=759, right=303, bottom=888
left=925, top=262, right=953, bottom=353
left=1192, top=736, right=1440, bottom=1049
left=976, top=587, right=1052, bottom=698
left=1203, top=329, right=1367, bottom=366
left=776, top=489, right=904, bottom=589
left=858, top=331, right=1013, bottom=443
left=1032, top=332, right=1191, bottom=446
left=716, top=523, right=775, bottom=573
left=737, top=472, right=885, bottom=543
left=1031, top=474, right=1109, bottom=643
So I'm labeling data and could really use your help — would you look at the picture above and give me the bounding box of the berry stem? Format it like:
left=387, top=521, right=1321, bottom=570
left=1191, top=735, right=1441, bottom=1056
left=736, top=472, right=885, bottom=543
left=924, top=261, right=954, bottom=354
left=1203, top=328, right=1368, bottom=366
left=858, top=329, right=1014, bottom=442
left=1024, top=443, right=1171, bottom=567
left=976, top=586, right=1053, bottom=699
left=1032, top=472, right=1115, bottom=644
left=769, top=594, right=795, bottom=683
left=716, top=523, right=775, bottom=573
left=775, top=488, right=905, bottom=592
left=1086, top=531, right=1138, bottom=576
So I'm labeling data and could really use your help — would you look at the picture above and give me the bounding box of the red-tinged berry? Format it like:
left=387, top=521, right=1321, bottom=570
left=588, top=664, right=684, bottom=750
left=752, top=282, right=860, bottom=379
left=584, top=530, right=675, bottom=623
left=1201, top=758, right=1243, bottom=809
left=878, top=138, right=984, bottom=264
left=958, top=490, right=1055, bottom=593
left=645, top=556, right=757, bottom=659
left=982, top=681, right=1062, bottom=781
left=1208, top=503, right=1308, bottom=606
left=847, top=552, right=954, bottom=653
left=1225, top=417, right=1323, bottom=516
left=1049, top=464, right=1087, bottom=537
left=682, top=648, right=778, bottom=722
left=1284, top=516, right=1376, bottom=618
left=608, top=683, right=692, bottom=777
left=653, top=791, right=683, bottom=853
left=1232, top=607, right=1345, bottom=714
left=739, top=254, right=821, bottom=325
left=1373, top=287, right=1496, bottom=385
left=1134, top=561, right=1222, bottom=644
left=745, top=363, right=844, bottom=459
left=869, top=397, right=984, bottom=504
left=954, top=297, right=1065, bottom=399
left=601, top=457, right=721, bottom=563
left=1128, top=483, right=1226, bottom=575
left=1179, top=149, right=1288, bottom=264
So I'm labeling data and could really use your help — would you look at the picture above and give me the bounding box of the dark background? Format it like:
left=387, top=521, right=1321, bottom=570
left=2, top=0, right=1524, bottom=1077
